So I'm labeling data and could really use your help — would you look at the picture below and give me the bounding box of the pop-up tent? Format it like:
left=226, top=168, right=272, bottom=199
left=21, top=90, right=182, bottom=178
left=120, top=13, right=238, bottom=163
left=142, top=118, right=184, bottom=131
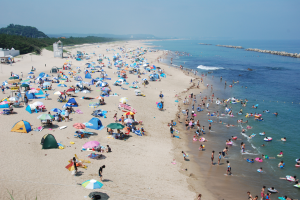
left=41, top=134, right=58, bottom=149
left=11, top=120, right=32, bottom=133
left=25, top=91, right=37, bottom=99
left=86, top=117, right=104, bottom=130
left=85, top=72, right=92, bottom=79
left=67, top=98, right=78, bottom=107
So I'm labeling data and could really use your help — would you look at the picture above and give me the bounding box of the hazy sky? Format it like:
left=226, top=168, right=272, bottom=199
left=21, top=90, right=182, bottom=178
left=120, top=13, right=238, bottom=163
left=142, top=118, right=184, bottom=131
left=2, top=0, right=300, bottom=39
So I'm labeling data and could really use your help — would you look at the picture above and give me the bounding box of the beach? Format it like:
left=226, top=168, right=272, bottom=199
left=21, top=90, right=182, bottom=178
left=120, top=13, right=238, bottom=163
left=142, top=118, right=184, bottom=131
left=0, top=40, right=216, bottom=200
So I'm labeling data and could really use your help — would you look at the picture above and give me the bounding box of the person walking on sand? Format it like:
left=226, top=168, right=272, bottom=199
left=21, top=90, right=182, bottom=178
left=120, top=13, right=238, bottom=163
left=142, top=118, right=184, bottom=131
left=197, top=194, right=202, bottom=200
left=99, top=165, right=105, bottom=182
left=170, top=125, right=174, bottom=137
left=64, top=109, right=69, bottom=122
left=1, top=85, right=4, bottom=94
left=113, top=113, right=117, bottom=122
left=182, top=151, right=187, bottom=161
left=211, top=151, right=215, bottom=165
left=73, top=157, right=77, bottom=174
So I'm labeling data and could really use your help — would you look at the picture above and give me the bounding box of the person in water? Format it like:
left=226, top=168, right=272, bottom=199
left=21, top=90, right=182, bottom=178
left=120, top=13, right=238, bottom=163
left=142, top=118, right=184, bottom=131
left=226, top=160, right=231, bottom=175
left=280, top=175, right=298, bottom=182
left=262, top=154, right=275, bottom=159
left=281, top=137, right=286, bottom=141
left=278, top=161, right=284, bottom=168
left=273, top=112, right=278, bottom=116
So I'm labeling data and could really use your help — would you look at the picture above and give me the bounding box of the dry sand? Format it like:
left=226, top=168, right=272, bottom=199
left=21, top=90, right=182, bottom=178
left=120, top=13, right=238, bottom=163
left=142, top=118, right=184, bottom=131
left=0, top=40, right=214, bottom=199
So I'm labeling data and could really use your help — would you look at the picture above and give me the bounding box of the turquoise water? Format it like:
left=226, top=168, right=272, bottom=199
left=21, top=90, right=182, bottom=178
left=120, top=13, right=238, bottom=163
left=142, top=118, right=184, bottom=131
left=151, top=40, right=300, bottom=198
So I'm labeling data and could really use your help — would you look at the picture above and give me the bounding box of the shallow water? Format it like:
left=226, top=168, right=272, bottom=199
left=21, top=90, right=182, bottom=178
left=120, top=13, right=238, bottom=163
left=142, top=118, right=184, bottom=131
left=151, top=39, right=300, bottom=199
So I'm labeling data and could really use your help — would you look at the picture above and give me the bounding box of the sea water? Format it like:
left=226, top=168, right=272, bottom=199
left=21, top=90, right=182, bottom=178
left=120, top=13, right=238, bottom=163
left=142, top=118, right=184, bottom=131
left=151, top=40, right=300, bottom=198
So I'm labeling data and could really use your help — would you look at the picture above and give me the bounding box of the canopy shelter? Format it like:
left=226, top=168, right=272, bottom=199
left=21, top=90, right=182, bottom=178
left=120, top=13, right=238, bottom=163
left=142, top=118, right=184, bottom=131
left=86, top=118, right=104, bottom=130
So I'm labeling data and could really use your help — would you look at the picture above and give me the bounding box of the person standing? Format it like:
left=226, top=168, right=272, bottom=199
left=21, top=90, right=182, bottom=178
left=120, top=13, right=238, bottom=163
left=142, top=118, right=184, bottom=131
left=24, top=96, right=28, bottom=106
left=218, top=152, right=222, bottom=165
left=73, top=157, right=77, bottom=174
left=227, top=160, right=231, bottom=175
left=170, top=125, right=174, bottom=137
left=64, top=108, right=69, bottom=122
left=211, top=151, right=215, bottom=165
left=121, top=115, right=124, bottom=125
left=99, top=165, right=105, bottom=181
left=1, top=85, right=4, bottom=94
left=261, top=186, right=266, bottom=200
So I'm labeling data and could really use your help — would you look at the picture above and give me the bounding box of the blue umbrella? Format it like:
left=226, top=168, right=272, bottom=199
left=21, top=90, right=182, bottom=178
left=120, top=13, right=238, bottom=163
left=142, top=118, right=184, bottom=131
left=51, top=108, right=62, bottom=113
left=58, top=84, right=67, bottom=87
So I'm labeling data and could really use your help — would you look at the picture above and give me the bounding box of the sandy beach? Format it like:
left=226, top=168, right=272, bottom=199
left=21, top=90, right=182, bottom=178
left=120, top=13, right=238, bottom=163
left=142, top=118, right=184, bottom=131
left=0, top=40, right=215, bottom=200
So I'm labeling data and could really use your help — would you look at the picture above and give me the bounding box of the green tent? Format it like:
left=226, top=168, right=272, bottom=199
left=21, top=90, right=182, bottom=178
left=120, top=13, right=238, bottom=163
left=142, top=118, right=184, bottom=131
left=41, top=134, right=58, bottom=149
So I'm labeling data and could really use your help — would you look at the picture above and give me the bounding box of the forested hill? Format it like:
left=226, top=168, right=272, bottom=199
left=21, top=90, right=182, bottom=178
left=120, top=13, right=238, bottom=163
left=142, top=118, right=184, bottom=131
left=0, top=34, right=117, bottom=54
left=0, top=24, right=48, bottom=38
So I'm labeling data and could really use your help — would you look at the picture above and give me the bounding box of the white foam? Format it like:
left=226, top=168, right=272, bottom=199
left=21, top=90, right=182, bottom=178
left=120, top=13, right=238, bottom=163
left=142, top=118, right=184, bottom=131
left=197, top=65, right=224, bottom=70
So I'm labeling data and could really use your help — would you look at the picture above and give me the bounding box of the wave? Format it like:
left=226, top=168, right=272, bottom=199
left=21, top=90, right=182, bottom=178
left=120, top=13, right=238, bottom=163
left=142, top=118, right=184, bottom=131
left=197, top=65, right=224, bottom=70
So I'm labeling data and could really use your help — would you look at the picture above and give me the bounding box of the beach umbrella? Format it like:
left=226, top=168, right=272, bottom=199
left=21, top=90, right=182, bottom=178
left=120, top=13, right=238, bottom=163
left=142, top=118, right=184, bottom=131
left=32, top=101, right=44, bottom=106
left=8, top=79, right=20, bottom=84
left=58, top=84, right=67, bottom=87
left=119, top=97, right=128, bottom=104
left=73, top=123, right=86, bottom=129
left=51, top=108, right=62, bottom=113
left=66, top=88, right=75, bottom=92
left=124, top=119, right=134, bottom=124
left=21, top=83, right=29, bottom=87
left=0, top=101, right=9, bottom=105
left=54, top=91, right=63, bottom=95
left=9, top=76, right=19, bottom=80
left=134, top=89, right=141, bottom=93
left=37, top=114, right=54, bottom=120
left=28, top=72, right=34, bottom=74
left=125, top=111, right=135, bottom=115
left=2, top=81, right=8, bottom=86
left=142, top=78, right=147, bottom=81
left=95, top=96, right=104, bottom=100
left=28, top=89, right=39, bottom=94
left=82, top=90, right=90, bottom=93
left=44, top=74, right=51, bottom=78
left=82, top=141, right=100, bottom=149
left=82, top=179, right=103, bottom=189
left=106, top=123, right=124, bottom=129
left=8, top=97, right=19, bottom=102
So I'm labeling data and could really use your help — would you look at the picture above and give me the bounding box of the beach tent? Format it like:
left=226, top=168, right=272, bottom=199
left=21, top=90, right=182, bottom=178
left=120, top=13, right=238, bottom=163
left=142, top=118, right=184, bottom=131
left=41, top=134, right=58, bottom=149
left=50, top=67, right=59, bottom=73
left=25, top=91, right=36, bottom=99
left=0, top=103, right=9, bottom=108
left=85, top=72, right=92, bottom=79
left=74, top=76, right=83, bottom=81
left=11, top=120, right=32, bottom=133
left=67, top=98, right=78, bottom=107
left=25, top=105, right=33, bottom=113
left=86, top=117, right=104, bottom=130
left=39, top=72, right=45, bottom=77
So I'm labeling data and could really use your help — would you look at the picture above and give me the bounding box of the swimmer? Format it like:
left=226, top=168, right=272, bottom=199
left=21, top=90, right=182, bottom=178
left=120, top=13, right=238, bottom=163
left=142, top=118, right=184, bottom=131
left=273, top=112, right=278, bottom=116
left=242, top=129, right=246, bottom=133
left=244, top=158, right=254, bottom=162
left=278, top=161, right=284, bottom=168
left=262, top=154, right=275, bottom=159
left=261, top=144, right=265, bottom=147
left=199, top=144, right=204, bottom=151
left=257, top=167, right=263, bottom=172
left=279, top=175, right=298, bottom=182
left=281, top=137, right=286, bottom=141
left=279, top=151, right=283, bottom=156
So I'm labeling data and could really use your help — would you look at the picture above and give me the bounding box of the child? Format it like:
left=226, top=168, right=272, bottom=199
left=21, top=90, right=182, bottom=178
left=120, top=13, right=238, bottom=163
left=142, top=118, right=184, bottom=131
left=226, top=160, right=231, bottom=175
left=218, top=152, right=222, bottom=165
left=182, top=151, right=187, bottom=161
left=211, top=151, right=215, bottom=165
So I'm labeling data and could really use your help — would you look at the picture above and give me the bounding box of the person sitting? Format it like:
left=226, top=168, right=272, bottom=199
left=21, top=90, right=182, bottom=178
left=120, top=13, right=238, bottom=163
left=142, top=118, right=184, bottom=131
left=9, top=104, right=13, bottom=114
left=106, top=145, right=112, bottom=153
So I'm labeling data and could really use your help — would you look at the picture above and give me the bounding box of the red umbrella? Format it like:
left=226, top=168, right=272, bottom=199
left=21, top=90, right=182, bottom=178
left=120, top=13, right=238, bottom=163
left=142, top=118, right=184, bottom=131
left=73, top=123, right=86, bottom=129
left=125, top=111, right=135, bottom=115
left=66, top=88, right=75, bottom=92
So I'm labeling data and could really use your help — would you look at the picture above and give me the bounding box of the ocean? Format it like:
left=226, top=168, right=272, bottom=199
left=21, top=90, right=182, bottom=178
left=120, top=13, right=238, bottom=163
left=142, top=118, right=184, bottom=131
left=149, top=40, right=300, bottom=199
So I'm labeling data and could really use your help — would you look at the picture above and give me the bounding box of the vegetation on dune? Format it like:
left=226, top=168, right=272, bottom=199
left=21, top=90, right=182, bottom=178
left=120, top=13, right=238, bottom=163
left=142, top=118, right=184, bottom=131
left=0, top=24, right=48, bottom=38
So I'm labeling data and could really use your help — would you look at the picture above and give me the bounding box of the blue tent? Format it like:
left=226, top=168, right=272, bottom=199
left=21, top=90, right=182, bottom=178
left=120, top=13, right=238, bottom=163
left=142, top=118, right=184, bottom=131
left=160, top=73, right=166, bottom=78
left=66, top=98, right=78, bottom=107
left=25, top=92, right=36, bottom=99
left=86, top=117, right=104, bottom=130
left=25, top=105, right=32, bottom=114
left=85, top=72, right=91, bottom=79
left=0, top=104, right=9, bottom=108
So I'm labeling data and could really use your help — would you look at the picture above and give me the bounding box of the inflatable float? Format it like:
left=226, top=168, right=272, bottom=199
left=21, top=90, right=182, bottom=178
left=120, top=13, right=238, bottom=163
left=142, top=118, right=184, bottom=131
left=264, top=137, right=272, bottom=141
left=226, top=141, right=233, bottom=145
left=246, top=126, right=252, bottom=129
left=232, top=136, right=237, bottom=140
left=199, top=138, right=206, bottom=142
left=259, top=132, right=265, bottom=136
left=257, top=169, right=263, bottom=173
left=277, top=154, right=283, bottom=157
left=268, top=188, right=278, bottom=193
left=255, top=157, right=263, bottom=162
left=247, top=159, right=254, bottom=163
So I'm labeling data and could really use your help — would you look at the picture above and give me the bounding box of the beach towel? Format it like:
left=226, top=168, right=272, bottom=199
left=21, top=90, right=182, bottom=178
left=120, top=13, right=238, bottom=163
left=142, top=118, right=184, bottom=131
left=76, top=109, right=83, bottom=114
left=34, top=126, right=44, bottom=132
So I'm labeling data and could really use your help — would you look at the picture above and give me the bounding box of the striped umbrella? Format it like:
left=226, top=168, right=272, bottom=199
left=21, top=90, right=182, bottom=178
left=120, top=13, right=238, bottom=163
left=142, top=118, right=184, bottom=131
left=73, top=123, right=86, bottom=129
left=82, top=179, right=103, bottom=189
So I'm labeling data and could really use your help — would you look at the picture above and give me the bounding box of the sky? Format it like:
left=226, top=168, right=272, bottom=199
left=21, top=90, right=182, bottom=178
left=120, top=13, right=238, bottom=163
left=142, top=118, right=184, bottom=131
left=1, top=0, right=300, bottom=39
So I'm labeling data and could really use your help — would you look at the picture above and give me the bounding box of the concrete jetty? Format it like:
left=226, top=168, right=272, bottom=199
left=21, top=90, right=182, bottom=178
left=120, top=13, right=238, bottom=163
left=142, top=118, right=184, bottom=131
left=245, top=48, right=300, bottom=58
left=216, top=45, right=243, bottom=49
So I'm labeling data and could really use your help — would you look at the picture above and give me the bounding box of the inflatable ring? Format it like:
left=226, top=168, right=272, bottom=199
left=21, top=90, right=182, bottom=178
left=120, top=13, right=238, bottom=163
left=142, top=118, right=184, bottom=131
left=247, top=159, right=254, bottom=163
left=255, top=157, right=263, bottom=162
left=173, top=122, right=176, bottom=126
left=197, top=107, right=201, bottom=112
left=232, top=136, right=237, bottom=140
left=268, top=188, right=278, bottom=193
left=208, top=120, right=213, bottom=123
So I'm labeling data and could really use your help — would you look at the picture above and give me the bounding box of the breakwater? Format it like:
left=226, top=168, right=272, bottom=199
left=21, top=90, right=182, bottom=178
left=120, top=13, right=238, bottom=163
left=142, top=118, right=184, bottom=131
left=216, top=44, right=243, bottom=49
left=245, top=48, right=300, bottom=58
